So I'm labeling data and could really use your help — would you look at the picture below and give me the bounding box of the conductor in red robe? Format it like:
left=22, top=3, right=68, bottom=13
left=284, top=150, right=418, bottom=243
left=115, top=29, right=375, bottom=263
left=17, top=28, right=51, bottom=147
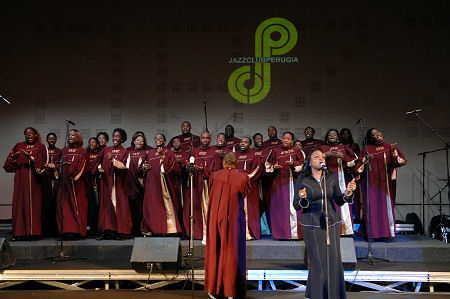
left=4, top=127, right=48, bottom=240
left=205, top=152, right=250, bottom=299
left=56, top=129, right=88, bottom=239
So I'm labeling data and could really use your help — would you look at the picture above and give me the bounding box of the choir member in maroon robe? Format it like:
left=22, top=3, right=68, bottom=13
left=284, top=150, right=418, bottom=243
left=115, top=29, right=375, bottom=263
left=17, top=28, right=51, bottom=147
left=126, top=133, right=148, bottom=236
left=126, top=131, right=153, bottom=151
left=224, top=125, right=241, bottom=152
left=340, top=128, right=362, bottom=222
left=171, top=137, right=189, bottom=234
left=253, top=133, right=271, bottom=236
left=96, top=132, right=109, bottom=149
left=4, top=127, right=48, bottom=240
left=356, top=128, right=407, bottom=240
left=213, top=133, right=230, bottom=159
left=293, top=140, right=303, bottom=149
left=56, top=130, right=88, bottom=239
left=262, top=125, right=282, bottom=150
left=205, top=152, right=250, bottom=299
left=42, top=132, right=62, bottom=237
left=184, top=131, right=222, bottom=241
left=86, top=137, right=101, bottom=235
left=301, top=126, right=324, bottom=154
left=236, top=137, right=262, bottom=240
left=140, top=133, right=182, bottom=236
left=96, top=128, right=132, bottom=240
left=320, top=129, right=358, bottom=235
left=266, top=132, right=305, bottom=239
left=167, top=121, right=200, bottom=154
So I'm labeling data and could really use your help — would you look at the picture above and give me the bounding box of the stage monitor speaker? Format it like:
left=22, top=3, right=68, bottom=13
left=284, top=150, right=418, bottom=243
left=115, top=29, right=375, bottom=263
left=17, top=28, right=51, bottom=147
left=0, top=238, right=15, bottom=269
left=340, top=237, right=357, bottom=270
left=130, top=237, right=181, bottom=271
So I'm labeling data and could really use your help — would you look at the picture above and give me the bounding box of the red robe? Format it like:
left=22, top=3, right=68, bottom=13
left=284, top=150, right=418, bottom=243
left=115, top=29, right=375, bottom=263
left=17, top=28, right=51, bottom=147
left=255, top=147, right=274, bottom=232
left=3, top=141, right=48, bottom=237
left=95, top=145, right=131, bottom=235
left=266, top=146, right=305, bottom=239
left=205, top=167, right=250, bottom=298
left=224, top=137, right=241, bottom=152
left=356, top=142, right=407, bottom=238
left=56, top=146, right=88, bottom=236
left=86, top=148, right=100, bottom=233
left=126, top=148, right=147, bottom=236
left=262, top=138, right=281, bottom=150
left=183, top=146, right=222, bottom=240
left=42, top=146, right=62, bottom=236
left=171, top=149, right=190, bottom=234
left=140, top=147, right=182, bottom=234
left=167, top=133, right=200, bottom=154
left=301, top=138, right=324, bottom=154
left=319, top=144, right=358, bottom=235
left=236, top=149, right=262, bottom=240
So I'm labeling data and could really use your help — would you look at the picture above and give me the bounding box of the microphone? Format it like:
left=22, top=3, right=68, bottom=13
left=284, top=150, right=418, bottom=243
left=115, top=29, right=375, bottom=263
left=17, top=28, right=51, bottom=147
left=189, top=156, right=195, bottom=166
left=0, top=95, right=11, bottom=104
left=66, top=119, right=76, bottom=126
left=320, top=162, right=327, bottom=170
left=405, top=109, right=422, bottom=115
left=355, top=117, right=363, bottom=125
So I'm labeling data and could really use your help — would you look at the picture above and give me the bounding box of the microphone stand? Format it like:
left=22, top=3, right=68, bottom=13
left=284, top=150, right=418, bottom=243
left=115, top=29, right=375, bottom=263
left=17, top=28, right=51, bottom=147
left=356, top=116, right=388, bottom=265
left=320, top=168, right=331, bottom=299
left=187, top=137, right=195, bottom=299
left=202, top=97, right=208, bottom=132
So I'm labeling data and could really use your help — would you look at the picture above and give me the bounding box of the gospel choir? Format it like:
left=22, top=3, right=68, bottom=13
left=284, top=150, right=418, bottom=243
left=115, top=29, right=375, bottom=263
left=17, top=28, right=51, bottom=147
left=3, top=122, right=407, bottom=242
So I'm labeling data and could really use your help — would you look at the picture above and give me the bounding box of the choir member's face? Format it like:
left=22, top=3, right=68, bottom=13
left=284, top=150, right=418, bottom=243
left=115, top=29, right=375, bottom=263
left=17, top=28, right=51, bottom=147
left=134, top=136, right=145, bottom=150
left=327, top=130, right=339, bottom=144
left=282, top=133, right=293, bottom=148
left=304, top=128, right=314, bottom=139
left=370, top=129, right=383, bottom=144
left=268, top=126, right=277, bottom=139
left=181, top=122, right=191, bottom=134
left=67, top=131, right=76, bottom=146
left=216, top=134, right=225, bottom=147
left=310, top=150, right=326, bottom=171
left=294, top=141, right=303, bottom=149
left=113, top=131, right=122, bottom=146
left=239, top=138, right=250, bottom=152
left=24, top=128, right=37, bottom=144
left=253, top=135, right=263, bottom=148
left=225, top=125, right=234, bottom=138
left=173, top=138, right=181, bottom=151
left=47, top=134, right=57, bottom=147
left=154, top=134, right=165, bottom=147
left=200, top=132, right=211, bottom=148
left=98, top=134, right=107, bottom=147
left=89, top=139, right=98, bottom=150
left=340, top=130, right=350, bottom=143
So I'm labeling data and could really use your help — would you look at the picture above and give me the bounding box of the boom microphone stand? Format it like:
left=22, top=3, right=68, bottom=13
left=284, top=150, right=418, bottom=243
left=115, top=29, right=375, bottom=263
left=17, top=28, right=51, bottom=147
left=356, top=116, right=388, bottom=265
left=320, top=166, right=331, bottom=299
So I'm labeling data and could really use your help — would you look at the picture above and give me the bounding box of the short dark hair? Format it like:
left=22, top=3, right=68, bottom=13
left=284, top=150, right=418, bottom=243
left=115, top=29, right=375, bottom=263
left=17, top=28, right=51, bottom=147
left=252, top=133, right=263, bottom=140
left=304, top=126, right=315, bottom=134
left=340, top=128, right=354, bottom=144
left=69, top=129, right=83, bottom=147
left=301, top=146, right=325, bottom=177
left=131, top=131, right=148, bottom=149
left=241, top=136, right=252, bottom=146
left=46, top=132, right=57, bottom=139
left=96, top=131, right=109, bottom=142
left=324, top=128, right=340, bottom=144
left=282, top=131, right=295, bottom=140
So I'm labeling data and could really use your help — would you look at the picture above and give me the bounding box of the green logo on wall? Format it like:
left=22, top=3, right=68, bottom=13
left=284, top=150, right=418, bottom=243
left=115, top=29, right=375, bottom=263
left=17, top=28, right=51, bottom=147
left=228, top=17, right=298, bottom=104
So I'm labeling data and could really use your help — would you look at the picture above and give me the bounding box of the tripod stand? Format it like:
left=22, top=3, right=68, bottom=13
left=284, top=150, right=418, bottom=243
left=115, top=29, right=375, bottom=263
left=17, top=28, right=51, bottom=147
left=356, top=117, right=389, bottom=265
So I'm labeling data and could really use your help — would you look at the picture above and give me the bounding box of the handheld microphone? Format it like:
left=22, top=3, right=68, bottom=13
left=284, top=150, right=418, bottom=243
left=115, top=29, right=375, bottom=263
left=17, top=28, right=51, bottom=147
left=189, top=156, right=195, bottom=166
left=66, top=119, right=76, bottom=126
left=405, top=109, right=422, bottom=115
left=320, top=162, right=327, bottom=170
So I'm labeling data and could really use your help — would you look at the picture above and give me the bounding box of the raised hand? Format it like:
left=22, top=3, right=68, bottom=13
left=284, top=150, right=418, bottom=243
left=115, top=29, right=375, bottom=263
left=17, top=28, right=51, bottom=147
left=298, top=187, right=307, bottom=199
left=345, top=178, right=357, bottom=196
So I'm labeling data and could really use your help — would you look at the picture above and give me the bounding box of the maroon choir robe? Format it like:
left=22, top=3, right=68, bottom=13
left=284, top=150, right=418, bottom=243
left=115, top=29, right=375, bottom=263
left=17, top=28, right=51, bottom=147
left=171, top=149, right=190, bottom=234
left=255, top=147, right=274, bottom=232
left=301, top=138, right=324, bottom=154
left=86, top=148, right=100, bottom=233
left=236, top=149, right=262, bottom=240
left=213, top=145, right=231, bottom=158
left=205, top=167, right=250, bottom=298
left=167, top=133, right=200, bottom=153
left=356, top=142, right=407, bottom=238
left=266, top=146, right=305, bottom=239
left=95, top=145, right=131, bottom=235
left=126, top=148, right=147, bottom=236
left=56, top=146, right=88, bottom=236
left=42, top=146, right=62, bottom=236
left=183, top=146, right=222, bottom=240
left=140, top=147, right=182, bottom=235
left=3, top=141, right=48, bottom=237
left=224, top=137, right=241, bottom=152
left=320, top=144, right=358, bottom=235
left=262, top=138, right=281, bottom=150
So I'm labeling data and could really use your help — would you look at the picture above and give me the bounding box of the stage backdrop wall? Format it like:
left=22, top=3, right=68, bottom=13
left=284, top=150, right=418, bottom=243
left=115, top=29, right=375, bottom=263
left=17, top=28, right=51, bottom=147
left=0, top=1, right=449, bottom=231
